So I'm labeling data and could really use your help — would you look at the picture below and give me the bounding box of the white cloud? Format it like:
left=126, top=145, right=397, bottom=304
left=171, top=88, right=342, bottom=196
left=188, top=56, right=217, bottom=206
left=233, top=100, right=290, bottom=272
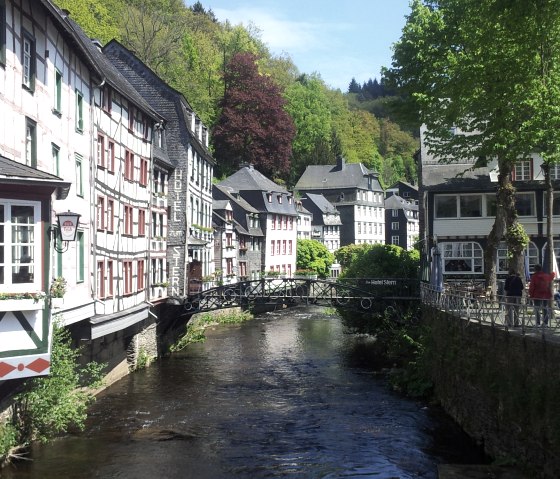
left=213, top=7, right=345, bottom=54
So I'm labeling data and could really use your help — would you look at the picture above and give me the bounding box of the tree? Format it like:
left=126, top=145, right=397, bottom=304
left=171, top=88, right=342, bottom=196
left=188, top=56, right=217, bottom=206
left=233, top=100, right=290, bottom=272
left=213, top=52, right=295, bottom=179
left=382, top=0, right=560, bottom=291
left=335, top=244, right=419, bottom=279
left=296, top=239, right=334, bottom=279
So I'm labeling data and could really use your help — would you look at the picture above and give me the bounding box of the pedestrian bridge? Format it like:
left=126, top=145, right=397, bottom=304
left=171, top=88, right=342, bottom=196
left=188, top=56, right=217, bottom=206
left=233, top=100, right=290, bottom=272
left=181, top=277, right=420, bottom=314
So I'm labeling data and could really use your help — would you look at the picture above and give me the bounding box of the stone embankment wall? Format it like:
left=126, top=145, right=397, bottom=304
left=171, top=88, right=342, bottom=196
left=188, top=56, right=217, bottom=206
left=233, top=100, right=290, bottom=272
left=423, top=306, right=560, bottom=478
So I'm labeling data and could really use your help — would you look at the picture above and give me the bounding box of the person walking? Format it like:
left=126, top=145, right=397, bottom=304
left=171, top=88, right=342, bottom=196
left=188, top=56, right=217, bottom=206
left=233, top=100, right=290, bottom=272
left=529, top=264, right=555, bottom=326
left=504, top=269, right=523, bottom=327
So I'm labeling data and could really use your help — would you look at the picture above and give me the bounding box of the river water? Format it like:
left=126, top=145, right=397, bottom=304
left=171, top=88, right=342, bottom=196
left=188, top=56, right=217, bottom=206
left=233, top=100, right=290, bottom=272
left=4, top=306, right=488, bottom=479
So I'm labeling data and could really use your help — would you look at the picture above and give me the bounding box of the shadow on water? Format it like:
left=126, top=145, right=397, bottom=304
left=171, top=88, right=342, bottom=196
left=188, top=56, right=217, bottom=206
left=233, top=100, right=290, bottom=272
left=4, top=305, right=489, bottom=479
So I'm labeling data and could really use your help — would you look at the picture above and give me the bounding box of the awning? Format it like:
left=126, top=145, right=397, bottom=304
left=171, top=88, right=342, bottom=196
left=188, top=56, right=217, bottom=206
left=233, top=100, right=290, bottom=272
left=0, top=156, right=71, bottom=199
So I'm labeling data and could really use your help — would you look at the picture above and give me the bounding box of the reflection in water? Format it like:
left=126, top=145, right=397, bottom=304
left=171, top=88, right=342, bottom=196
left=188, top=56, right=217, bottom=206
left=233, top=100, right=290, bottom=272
left=4, top=306, right=487, bottom=478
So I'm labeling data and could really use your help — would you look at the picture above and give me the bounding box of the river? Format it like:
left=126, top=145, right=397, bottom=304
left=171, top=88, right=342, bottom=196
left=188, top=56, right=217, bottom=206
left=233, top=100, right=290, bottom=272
left=4, top=306, right=488, bottom=478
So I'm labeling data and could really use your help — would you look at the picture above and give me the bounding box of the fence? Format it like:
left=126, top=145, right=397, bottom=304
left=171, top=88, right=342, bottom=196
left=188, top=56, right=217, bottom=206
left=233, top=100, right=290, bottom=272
left=421, top=282, right=560, bottom=336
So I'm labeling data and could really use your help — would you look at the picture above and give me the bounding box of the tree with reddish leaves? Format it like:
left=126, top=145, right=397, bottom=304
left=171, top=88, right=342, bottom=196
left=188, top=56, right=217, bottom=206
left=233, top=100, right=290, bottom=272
left=212, top=52, right=295, bottom=180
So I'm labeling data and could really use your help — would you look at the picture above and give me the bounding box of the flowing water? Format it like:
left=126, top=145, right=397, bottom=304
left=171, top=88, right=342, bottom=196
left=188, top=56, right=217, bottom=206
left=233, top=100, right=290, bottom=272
left=4, top=306, right=488, bottom=478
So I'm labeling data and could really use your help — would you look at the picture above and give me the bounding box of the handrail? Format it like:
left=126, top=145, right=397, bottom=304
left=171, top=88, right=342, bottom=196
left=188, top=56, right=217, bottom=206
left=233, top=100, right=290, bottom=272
left=420, top=283, right=559, bottom=336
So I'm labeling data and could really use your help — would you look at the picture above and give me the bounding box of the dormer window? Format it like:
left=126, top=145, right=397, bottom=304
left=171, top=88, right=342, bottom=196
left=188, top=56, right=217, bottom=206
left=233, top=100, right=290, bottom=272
left=277, top=195, right=282, bottom=204
left=288, top=196, right=293, bottom=204
left=267, top=193, right=272, bottom=203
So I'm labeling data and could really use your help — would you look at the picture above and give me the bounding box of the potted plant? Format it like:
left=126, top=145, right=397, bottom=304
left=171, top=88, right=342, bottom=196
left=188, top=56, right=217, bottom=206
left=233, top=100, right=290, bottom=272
left=50, top=277, right=67, bottom=308
left=0, top=292, right=46, bottom=311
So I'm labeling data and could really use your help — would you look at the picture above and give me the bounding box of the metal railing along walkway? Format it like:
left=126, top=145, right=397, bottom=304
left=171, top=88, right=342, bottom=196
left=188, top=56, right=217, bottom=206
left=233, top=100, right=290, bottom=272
left=421, top=283, right=560, bottom=337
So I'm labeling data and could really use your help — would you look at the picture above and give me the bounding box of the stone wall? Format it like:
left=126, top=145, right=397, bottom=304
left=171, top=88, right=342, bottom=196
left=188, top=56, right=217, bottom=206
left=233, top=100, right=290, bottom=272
left=423, top=306, right=560, bottom=478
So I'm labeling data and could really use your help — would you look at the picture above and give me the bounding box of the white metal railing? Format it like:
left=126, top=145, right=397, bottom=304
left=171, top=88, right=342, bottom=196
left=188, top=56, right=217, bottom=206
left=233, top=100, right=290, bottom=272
left=421, top=283, right=560, bottom=336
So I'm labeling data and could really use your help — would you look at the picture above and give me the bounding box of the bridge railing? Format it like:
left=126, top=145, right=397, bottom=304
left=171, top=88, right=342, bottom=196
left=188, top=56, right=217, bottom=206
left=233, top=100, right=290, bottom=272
left=180, top=277, right=420, bottom=314
left=421, top=282, right=560, bottom=335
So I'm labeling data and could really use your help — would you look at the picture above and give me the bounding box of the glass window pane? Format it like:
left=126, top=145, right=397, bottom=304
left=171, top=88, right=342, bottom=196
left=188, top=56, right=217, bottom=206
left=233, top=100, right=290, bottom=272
left=460, top=195, right=482, bottom=217
left=516, top=193, right=534, bottom=216
left=435, top=196, right=457, bottom=218
left=486, top=194, right=497, bottom=216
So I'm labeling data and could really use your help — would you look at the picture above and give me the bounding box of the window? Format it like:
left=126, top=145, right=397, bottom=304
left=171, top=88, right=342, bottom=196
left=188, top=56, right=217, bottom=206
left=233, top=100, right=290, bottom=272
left=140, top=158, right=148, bottom=186
left=498, top=241, right=538, bottom=274
left=107, top=260, right=114, bottom=297
left=459, top=195, right=482, bottom=217
left=137, top=259, right=145, bottom=290
left=107, top=141, right=115, bottom=173
left=392, top=209, right=398, bottom=217
left=277, top=195, right=282, bottom=204
left=128, top=105, right=135, bottom=131
left=440, top=242, right=483, bottom=274
left=75, top=90, right=84, bottom=132
left=96, top=196, right=105, bottom=230
left=22, top=31, right=35, bottom=91
left=551, top=163, right=560, bottom=180
left=25, top=118, right=37, bottom=167
left=107, top=199, right=114, bottom=232
left=75, top=154, right=84, bottom=196
left=77, top=231, right=84, bottom=283
left=289, top=217, right=293, bottom=230
left=485, top=194, right=497, bottom=216
left=288, top=241, right=292, bottom=255
left=226, top=233, right=233, bottom=247
left=516, top=192, right=535, bottom=216
left=392, top=236, right=400, bottom=245
left=392, top=222, right=399, bottom=230
left=123, top=261, right=133, bottom=294
left=54, top=69, right=62, bottom=113
left=138, top=209, right=146, bottom=236
left=271, top=215, right=276, bottom=229
left=124, top=205, right=133, bottom=235
left=282, top=240, right=286, bottom=254
left=513, top=160, right=532, bottom=181
left=0, top=202, right=40, bottom=290
left=267, top=193, right=272, bottom=203
left=226, top=258, right=233, bottom=276
left=102, top=86, right=112, bottom=113
left=435, top=195, right=457, bottom=218
left=97, top=134, right=105, bottom=168
left=52, top=143, right=60, bottom=176
left=97, top=261, right=105, bottom=298
left=276, top=241, right=280, bottom=255
left=125, top=150, right=134, bottom=181
left=271, top=240, right=275, bottom=256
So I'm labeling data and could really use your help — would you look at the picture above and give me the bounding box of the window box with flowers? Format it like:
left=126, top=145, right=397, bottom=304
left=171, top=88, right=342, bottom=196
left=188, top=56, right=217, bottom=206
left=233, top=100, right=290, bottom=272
left=0, top=292, right=46, bottom=311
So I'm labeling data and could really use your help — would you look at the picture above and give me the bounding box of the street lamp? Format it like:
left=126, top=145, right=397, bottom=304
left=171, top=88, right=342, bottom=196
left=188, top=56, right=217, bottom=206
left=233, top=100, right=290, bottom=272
left=50, top=210, right=81, bottom=253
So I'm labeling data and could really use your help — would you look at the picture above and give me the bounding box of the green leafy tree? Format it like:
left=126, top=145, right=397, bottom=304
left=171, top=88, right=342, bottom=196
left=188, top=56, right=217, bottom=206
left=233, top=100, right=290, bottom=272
left=336, top=244, right=419, bottom=279
left=383, top=0, right=560, bottom=290
left=296, top=239, right=335, bottom=279
left=213, top=52, right=296, bottom=179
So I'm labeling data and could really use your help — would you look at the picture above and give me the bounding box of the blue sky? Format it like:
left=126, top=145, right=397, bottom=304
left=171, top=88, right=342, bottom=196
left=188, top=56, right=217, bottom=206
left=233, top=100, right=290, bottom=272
left=204, top=0, right=412, bottom=91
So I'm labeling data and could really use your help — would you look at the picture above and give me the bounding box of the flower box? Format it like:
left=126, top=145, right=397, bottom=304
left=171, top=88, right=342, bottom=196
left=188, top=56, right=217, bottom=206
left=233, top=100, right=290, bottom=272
left=0, top=299, right=45, bottom=312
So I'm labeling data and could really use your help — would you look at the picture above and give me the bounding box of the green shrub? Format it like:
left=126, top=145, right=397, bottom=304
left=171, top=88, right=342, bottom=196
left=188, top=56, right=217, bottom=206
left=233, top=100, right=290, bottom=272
left=171, top=310, right=253, bottom=351
left=10, top=322, right=105, bottom=446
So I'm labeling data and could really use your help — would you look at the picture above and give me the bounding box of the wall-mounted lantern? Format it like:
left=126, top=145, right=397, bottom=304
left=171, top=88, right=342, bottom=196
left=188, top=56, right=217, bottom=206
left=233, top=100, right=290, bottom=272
left=50, top=210, right=81, bottom=253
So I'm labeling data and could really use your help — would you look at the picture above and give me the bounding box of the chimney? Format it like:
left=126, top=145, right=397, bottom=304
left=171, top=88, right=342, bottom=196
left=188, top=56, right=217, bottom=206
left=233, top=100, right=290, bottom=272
left=336, top=155, right=345, bottom=171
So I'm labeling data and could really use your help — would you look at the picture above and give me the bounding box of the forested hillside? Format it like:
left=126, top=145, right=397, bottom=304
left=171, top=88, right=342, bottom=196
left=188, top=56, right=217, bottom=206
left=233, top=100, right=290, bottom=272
left=53, top=0, right=418, bottom=187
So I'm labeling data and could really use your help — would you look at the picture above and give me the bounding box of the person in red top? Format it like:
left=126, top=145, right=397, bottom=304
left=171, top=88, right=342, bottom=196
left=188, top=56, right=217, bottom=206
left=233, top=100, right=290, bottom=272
left=529, top=264, right=556, bottom=326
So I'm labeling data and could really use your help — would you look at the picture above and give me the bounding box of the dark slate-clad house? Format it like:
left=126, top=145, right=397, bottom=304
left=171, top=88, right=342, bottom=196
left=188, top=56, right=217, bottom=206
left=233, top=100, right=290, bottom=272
left=213, top=184, right=265, bottom=281
left=384, top=194, right=419, bottom=250
left=300, top=193, right=342, bottom=253
left=218, top=165, right=298, bottom=276
left=103, top=40, right=215, bottom=299
left=294, top=156, right=385, bottom=246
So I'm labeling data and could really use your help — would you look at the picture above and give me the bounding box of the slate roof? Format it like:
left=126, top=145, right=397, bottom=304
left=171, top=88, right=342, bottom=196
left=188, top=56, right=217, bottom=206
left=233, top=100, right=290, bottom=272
left=213, top=199, right=230, bottom=211
left=302, top=193, right=339, bottom=214
left=213, top=185, right=264, bottom=237
left=388, top=180, right=418, bottom=191
left=422, top=162, right=496, bottom=192
left=63, top=21, right=162, bottom=122
left=0, top=156, right=71, bottom=199
left=218, top=165, right=287, bottom=193
left=295, top=160, right=381, bottom=191
left=385, top=194, right=418, bottom=212
left=102, top=40, right=213, bottom=167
